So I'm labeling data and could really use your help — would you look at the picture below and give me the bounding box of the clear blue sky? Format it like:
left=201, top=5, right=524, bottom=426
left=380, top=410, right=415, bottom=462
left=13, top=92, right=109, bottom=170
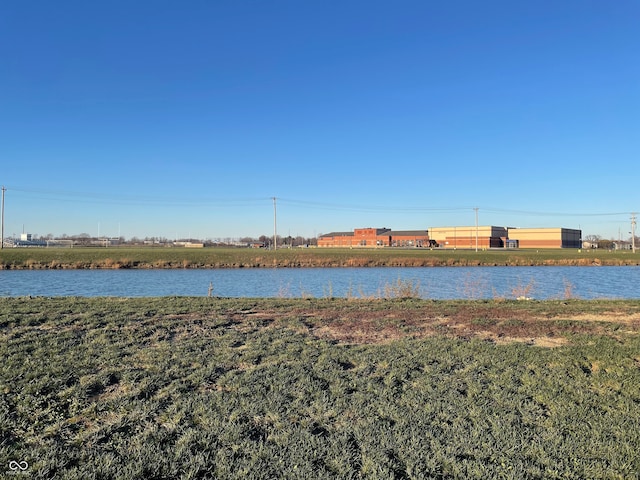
left=1, top=1, right=638, bottom=241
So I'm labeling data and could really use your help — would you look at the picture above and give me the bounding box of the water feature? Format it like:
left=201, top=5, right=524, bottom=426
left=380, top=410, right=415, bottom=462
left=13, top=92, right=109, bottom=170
left=1, top=266, right=638, bottom=299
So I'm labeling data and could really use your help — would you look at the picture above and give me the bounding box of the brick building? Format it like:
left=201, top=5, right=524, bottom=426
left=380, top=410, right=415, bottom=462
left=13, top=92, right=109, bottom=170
left=318, top=225, right=582, bottom=249
left=318, top=228, right=430, bottom=248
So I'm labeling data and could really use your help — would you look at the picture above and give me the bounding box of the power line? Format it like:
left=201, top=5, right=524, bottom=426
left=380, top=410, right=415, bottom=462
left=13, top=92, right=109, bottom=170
left=481, top=207, right=630, bottom=217
left=278, top=198, right=472, bottom=213
left=8, top=186, right=269, bottom=207
left=3, top=185, right=637, bottom=234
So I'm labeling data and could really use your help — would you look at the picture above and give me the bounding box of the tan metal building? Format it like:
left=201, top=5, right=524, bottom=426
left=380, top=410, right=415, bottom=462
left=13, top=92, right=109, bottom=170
left=429, top=226, right=508, bottom=249
left=506, top=228, right=582, bottom=249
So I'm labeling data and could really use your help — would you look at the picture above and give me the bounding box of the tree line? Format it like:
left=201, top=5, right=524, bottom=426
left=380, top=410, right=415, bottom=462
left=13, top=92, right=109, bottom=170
left=13, top=233, right=319, bottom=247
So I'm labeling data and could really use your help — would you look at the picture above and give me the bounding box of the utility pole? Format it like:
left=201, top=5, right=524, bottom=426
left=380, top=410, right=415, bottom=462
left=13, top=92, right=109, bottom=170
left=474, top=207, right=479, bottom=252
left=272, top=197, right=277, bottom=251
left=1, top=186, right=5, bottom=249
left=632, top=213, right=637, bottom=254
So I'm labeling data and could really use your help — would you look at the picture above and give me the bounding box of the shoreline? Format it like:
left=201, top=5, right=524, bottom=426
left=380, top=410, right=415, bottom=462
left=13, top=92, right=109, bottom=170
left=1, top=246, right=638, bottom=269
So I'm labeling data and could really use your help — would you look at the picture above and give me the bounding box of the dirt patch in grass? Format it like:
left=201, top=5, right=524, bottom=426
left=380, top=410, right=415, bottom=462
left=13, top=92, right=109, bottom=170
left=253, top=301, right=640, bottom=346
left=4, top=297, right=639, bottom=348
left=169, top=302, right=621, bottom=347
left=570, top=312, right=640, bottom=325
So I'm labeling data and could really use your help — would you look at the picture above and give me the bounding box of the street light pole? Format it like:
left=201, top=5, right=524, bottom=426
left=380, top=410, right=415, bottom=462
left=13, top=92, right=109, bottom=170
left=632, top=213, right=637, bottom=254
left=474, top=207, right=479, bottom=252
left=272, top=197, right=277, bottom=251
left=1, top=186, right=5, bottom=249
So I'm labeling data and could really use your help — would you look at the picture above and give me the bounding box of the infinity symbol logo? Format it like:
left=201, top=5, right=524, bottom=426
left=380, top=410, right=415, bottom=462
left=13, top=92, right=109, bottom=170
left=8, top=460, right=29, bottom=471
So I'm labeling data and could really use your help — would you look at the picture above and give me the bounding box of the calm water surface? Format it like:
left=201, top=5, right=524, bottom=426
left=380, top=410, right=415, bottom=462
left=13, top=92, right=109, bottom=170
left=1, top=266, right=639, bottom=299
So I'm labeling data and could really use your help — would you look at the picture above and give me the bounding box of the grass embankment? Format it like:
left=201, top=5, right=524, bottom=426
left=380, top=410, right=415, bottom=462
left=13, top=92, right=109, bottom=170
left=2, top=297, right=640, bottom=478
left=1, top=246, right=638, bottom=269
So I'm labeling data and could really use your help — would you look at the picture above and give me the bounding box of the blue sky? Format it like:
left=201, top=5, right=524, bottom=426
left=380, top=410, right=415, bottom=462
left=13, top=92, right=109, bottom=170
left=1, top=1, right=638, bottom=241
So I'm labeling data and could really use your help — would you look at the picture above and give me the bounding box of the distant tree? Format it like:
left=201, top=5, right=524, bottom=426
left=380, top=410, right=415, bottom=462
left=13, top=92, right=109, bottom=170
left=75, top=234, right=91, bottom=246
left=258, top=235, right=270, bottom=247
left=598, top=239, right=614, bottom=249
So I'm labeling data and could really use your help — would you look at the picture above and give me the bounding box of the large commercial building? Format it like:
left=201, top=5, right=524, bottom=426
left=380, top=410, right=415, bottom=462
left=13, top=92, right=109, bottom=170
left=318, top=226, right=582, bottom=249
left=429, top=226, right=508, bottom=249
left=506, top=228, right=582, bottom=249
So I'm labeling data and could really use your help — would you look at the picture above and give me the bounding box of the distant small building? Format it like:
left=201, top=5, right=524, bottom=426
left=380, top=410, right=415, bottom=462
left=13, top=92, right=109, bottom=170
left=613, top=241, right=632, bottom=250
left=13, top=233, right=46, bottom=247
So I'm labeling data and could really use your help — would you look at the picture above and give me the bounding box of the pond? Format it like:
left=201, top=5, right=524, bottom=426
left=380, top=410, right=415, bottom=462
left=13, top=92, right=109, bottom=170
left=1, top=266, right=639, bottom=299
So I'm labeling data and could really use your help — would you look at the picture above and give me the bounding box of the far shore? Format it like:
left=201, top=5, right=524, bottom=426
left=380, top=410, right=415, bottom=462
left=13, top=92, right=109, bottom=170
left=1, top=246, right=638, bottom=269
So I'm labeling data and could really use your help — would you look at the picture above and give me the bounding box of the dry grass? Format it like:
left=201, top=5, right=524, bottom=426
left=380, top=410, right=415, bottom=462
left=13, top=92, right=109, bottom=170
left=270, top=300, right=640, bottom=346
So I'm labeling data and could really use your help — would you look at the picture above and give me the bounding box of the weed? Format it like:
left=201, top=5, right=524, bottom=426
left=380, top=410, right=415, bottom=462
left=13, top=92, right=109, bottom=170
left=382, top=278, right=421, bottom=299
left=322, top=281, right=334, bottom=299
left=511, top=278, right=535, bottom=300
left=563, top=279, right=578, bottom=299
left=277, top=282, right=292, bottom=298
left=459, top=272, right=489, bottom=299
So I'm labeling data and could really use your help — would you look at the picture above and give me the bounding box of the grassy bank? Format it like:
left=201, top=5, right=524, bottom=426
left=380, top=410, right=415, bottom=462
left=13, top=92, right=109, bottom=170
left=2, top=297, right=640, bottom=478
left=1, top=246, right=639, bottom=269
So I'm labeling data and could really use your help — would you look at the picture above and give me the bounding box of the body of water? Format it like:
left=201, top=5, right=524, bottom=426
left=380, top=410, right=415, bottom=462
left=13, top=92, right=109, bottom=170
left=1, top=266, right=639, bottom=299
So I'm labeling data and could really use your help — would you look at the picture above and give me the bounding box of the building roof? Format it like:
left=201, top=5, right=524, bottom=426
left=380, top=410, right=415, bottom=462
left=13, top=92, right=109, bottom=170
left=386, top=230, right=429, bottom=236
left=319, top=231, right=354, bottom=238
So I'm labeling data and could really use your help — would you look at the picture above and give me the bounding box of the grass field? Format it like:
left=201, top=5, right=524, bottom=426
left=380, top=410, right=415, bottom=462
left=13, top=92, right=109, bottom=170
left=1, top=246, right=638, bottom=269
left=2, top=297, right=640, bottom=479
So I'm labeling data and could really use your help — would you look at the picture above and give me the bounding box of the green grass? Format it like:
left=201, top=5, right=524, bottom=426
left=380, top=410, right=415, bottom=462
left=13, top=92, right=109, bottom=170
left=1, top=246, right=638, bottom=269
left=1, top=297, right=640, bottom=478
